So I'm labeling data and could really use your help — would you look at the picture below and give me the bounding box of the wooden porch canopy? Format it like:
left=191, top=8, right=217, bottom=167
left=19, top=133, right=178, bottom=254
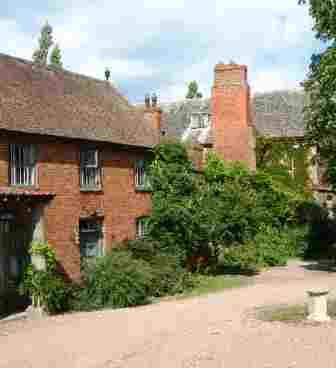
left=0, top=188, right=55, bottom=202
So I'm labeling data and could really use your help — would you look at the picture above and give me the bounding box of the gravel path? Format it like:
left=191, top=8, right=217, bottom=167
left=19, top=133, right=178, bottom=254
left=1, top=260, right=336, bottom=368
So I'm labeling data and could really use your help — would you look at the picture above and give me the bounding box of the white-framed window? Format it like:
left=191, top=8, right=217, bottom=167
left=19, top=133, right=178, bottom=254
left=134, top=159, right=150, bottom=190
left=10, top=144, right=37, bottom=186
left=136, top=217, right=149, bottom=238
left=190, top=113, right=211, bottom=129
left=79, top=219, right=103, bottom=260
left=80, top=148, right=101, bottom=190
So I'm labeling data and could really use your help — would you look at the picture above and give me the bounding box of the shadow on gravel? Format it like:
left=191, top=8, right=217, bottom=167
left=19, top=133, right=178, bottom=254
left=301, top=261, right=336, bottom=273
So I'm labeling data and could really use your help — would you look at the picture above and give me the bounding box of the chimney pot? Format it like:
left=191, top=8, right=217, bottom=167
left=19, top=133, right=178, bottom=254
left=145, top=94, right=151, bottom=109
left=151, top=93, right=158, bottom=108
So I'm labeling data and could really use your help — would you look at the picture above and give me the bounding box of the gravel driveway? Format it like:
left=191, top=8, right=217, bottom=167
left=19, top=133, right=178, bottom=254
left=1, top=260, right=336, bottom=368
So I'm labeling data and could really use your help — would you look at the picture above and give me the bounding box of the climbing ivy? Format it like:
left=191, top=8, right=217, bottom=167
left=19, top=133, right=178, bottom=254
left=256, top=136, right=311, bottom=189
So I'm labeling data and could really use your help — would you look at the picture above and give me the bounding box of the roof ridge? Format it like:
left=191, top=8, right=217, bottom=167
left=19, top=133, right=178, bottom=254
left=0, top=52, right=121, bottom=91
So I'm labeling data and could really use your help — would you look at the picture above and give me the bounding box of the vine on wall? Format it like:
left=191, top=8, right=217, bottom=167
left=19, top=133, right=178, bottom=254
left=256, top=136, right=310, bottom=189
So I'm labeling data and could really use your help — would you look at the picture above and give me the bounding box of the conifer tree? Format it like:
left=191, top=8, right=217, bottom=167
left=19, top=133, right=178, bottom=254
left=50, top=44, right=62, bottom=68
left=32, top=22, right=53, bottom=66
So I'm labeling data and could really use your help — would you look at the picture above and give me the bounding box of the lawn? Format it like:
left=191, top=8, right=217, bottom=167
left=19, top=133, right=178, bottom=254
left=159, top=274, right=249, bottom=302
left=256, top=299, right=336, bottom=323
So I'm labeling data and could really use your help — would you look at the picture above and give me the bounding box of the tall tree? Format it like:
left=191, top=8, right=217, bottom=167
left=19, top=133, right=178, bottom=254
left=50, top=44, right=63, bottom=68
left=32, top=22, right=53, bottom=66
left=299, top=0, right=336, bottom=41
left=186, top=81, right=202, bottom=99
left=300, top=1, right=336, bottom=186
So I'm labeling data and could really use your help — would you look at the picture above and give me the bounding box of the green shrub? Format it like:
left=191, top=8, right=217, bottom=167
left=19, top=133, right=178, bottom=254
left=147, top=145, right=309, bottom=269
left=20, top=269, right=71, bottom=314
left=74, top=250, right=153, bottom=311
left=20, top=242, right=71, bottom=314
left=127, top=239, right=195, bottom=297
left=284, top=226, right=309, bottom=258
left=218, top=226, right=303, bottom=273
left=218, top=242, right=262, bottom=274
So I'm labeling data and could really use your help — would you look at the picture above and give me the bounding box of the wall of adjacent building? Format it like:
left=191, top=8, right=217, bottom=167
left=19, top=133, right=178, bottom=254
left=0, top=131, right=152, bottom=280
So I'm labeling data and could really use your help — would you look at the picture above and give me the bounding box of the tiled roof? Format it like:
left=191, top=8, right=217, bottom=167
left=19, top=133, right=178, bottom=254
left=161, top=91, right=305, bottom=144
left=0, top=53, right=158, bottom=148
left=253, top=90, right=306, bottom=138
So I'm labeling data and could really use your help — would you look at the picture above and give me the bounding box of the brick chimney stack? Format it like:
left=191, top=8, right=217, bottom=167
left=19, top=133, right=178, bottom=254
left=211, top=63, right=256, bottom=170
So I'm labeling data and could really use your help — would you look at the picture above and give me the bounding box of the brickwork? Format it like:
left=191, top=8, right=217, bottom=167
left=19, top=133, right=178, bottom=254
left=0, top=131, right=152, bottom=280
left=211, top=63, right=256, bottom=170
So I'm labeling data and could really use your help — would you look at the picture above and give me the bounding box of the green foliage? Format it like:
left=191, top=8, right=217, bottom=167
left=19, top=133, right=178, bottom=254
left=218, top=226, right=306, bottom=274
left=50, top=44, right=63, bottom=68
left=304, top=206, right=336, bottom=259
left=303, top=44, right=336, bottom=188
left=257, top=137, right=310, bottom=189
left=73, top=250, right=153, bottom=311
left=147, top=143, right=307, bottom=271
left=32, top=21, right=53, bottom=66
left=218, top=242, right=263, bottom=274
left=186, top=81, right=202, bottom=99
left=300, top=0, right=336, bottom=188
left=299, top=0, right=336, bottom=41
left=204, top=153, right=250, bottom=184
left=20, top=242, right=71, bottom=314
left=29, top=241, right=57, bottom=271
left=127, top=239, right=195, bottom=297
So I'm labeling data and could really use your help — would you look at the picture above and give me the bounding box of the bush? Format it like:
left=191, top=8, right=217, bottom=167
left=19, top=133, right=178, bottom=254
left=20, top=242, right=71, bottom=314
left=147, top=145, right=309, bottom=269
left=127, top=239, right=195, bottom=297
left=218, top=226, right=304, bottom=274
left=218, top=242, right=262, bottom=274
left=285, top=226, right=309, bottom=258
left=74, top=250, right=153, bottom=311
left=20, top=269, right=71, bottom=314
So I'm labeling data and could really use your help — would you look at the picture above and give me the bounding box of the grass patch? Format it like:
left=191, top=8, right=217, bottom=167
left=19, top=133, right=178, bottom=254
left=158, top=274, right=248, bottom=303
left=188, top=275, right=248, bottom=297
left=257, top=299, right=336, bottom=323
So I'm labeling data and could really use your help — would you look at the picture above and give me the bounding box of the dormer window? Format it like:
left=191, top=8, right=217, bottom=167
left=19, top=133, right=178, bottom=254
left=190, top=113, right=211, bottom=129
left=80, top=147, right=102, bottom=190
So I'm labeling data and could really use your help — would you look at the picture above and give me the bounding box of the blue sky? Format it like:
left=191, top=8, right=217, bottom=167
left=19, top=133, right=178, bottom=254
left=1, top=0, right=320, bottom=102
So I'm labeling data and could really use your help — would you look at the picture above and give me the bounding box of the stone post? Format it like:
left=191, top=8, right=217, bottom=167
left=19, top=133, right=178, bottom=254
left=307, top=288, right=330, bottom=322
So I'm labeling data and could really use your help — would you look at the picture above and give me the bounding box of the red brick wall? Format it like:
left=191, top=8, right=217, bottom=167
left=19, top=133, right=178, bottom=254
left=211, top=63, right=256, bottom=171
left=0, top=132, right=152, bottom=280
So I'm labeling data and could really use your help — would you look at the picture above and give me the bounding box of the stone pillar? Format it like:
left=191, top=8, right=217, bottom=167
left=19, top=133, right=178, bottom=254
left=307, top=288, right=330, bottom=322
left=31, top=204, right=45, bottom=243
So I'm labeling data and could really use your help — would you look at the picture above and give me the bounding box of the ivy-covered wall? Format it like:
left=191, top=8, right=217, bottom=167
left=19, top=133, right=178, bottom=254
left=256, top=136, right=310, bottom=189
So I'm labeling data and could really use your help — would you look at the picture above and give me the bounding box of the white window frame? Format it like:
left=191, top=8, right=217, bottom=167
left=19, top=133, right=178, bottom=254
left=79, top=219, right=103, bottom=260
left=136, top=217, right=149, bottom=239
left=190, top=113, right=211, bottom=129
left=135, top=159, right=150, bottom=189
left=10, top=144, right=37, bottom=187
left=80, top=148, right=102, bottom=190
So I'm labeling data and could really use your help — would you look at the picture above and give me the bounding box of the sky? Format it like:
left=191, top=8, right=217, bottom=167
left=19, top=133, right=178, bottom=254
left=1, top=0, right=321, bottom=103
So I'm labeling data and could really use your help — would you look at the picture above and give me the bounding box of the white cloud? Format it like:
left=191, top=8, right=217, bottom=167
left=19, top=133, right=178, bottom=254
left=77, top=57, right=158, bottom=80
left=251, top=69, right=303, bottom=94
left=0, top=18, right=35, bottom=59
left=1, top=0, right=316, bottom=101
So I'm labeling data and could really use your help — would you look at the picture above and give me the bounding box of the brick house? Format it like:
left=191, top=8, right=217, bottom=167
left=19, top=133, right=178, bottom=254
left=0, top=51, right=327, bottom=297
left=0, top=53, right=160, bottom=290
left=161, top=65, right=330, bottom=204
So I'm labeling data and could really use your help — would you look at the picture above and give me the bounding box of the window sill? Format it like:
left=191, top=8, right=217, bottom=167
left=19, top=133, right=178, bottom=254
left=135, top=186, right=152, bottom=193
left=80, top=188, right=103, bottom=193
left=10, top=185, right=39, bottom=190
